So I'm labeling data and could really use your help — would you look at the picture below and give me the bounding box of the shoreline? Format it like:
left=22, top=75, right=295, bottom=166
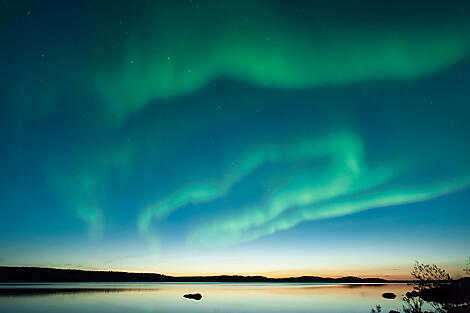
left=1, top=266, right=409, bottom=284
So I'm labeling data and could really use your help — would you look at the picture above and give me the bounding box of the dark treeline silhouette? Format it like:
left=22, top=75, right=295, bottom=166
left=0, top=266, right=390, bottom=283
left=370, top=261, right=470, bottom=313
left=405, top=261, right=470, bottom=313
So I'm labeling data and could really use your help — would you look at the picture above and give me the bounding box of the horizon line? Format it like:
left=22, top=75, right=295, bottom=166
left=0, top=265, right=417, bottom=282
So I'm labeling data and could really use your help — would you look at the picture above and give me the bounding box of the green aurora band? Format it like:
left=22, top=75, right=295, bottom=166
left=138, top=129, right=470, bottom=247
left=96, top=1, right=470, bottom=120
left=8, top=1, right=470, bottom=122
left=48, top=144, right=134, bottom=239
left=11, top=1, right=468, bottom=247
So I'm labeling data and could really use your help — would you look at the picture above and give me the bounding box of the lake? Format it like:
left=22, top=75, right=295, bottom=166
left=0, top=283, right=412, bottom=313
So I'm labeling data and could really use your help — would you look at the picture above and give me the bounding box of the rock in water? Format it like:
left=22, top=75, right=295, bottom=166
left=184, top=293, right=202, bottom=300
left=382, top=292, right=397, bottom=299
left=406, top=290, right=419, bottom=298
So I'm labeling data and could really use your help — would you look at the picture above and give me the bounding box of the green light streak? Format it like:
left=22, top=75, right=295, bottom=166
left=8, top=1, right=469, bottom=124
left=138, top=131, right=396, bottom=239
left=94, top=3, right=470, bottom=121
left=48, top=144, right=133, bottom=239
left=138, top=127, right=470, bottom=248
left=189, top=174, right=470, bottom=248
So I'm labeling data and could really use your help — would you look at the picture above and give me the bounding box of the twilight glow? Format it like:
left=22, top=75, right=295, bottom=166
left=1, top=0, right=470, bottom=279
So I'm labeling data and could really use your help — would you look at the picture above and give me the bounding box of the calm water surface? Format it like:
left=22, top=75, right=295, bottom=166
left=0, top=283, right=411, bottom=313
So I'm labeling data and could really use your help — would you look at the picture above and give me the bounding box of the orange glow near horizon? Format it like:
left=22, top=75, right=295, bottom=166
left=57, top=261, right=467, bottom=281
left=64, top=265, right=412, bottom=280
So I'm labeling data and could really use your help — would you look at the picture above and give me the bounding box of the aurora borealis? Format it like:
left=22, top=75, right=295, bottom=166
left=1, top=0, right=470, bottom=278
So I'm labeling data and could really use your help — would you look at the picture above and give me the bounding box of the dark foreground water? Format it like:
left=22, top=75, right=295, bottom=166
left=0, top=283, right=411, bottom=313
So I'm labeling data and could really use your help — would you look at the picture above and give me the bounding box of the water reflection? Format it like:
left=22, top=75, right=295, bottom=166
left=0, top=283, right=408, bottom=313
left=0, top=287, right=153, bottom=296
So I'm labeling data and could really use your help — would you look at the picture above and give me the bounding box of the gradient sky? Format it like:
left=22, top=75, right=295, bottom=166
left=1, top=0, right=470, bottom=279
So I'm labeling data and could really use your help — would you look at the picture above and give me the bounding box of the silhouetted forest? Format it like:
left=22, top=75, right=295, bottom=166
left=370, top=261, right=470, bottom=313
left=0, top=266, right=390, bottom=283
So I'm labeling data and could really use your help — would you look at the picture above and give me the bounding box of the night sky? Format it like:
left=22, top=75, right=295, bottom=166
left=1, top=0, right=470, bottom=279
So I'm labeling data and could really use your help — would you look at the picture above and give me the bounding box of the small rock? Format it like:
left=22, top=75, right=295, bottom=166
left=382, top=292, right=397, bottom=299
left=406, top=290, right=419, bottom=298
left=184, top=293, right=202, bottom=300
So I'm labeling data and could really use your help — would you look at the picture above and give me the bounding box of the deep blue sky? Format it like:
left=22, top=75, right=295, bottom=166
left=1, top=0, right=470, bottom=278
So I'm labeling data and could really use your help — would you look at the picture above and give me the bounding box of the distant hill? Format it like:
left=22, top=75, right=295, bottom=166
left=0, top=266, right=392, bottom=283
